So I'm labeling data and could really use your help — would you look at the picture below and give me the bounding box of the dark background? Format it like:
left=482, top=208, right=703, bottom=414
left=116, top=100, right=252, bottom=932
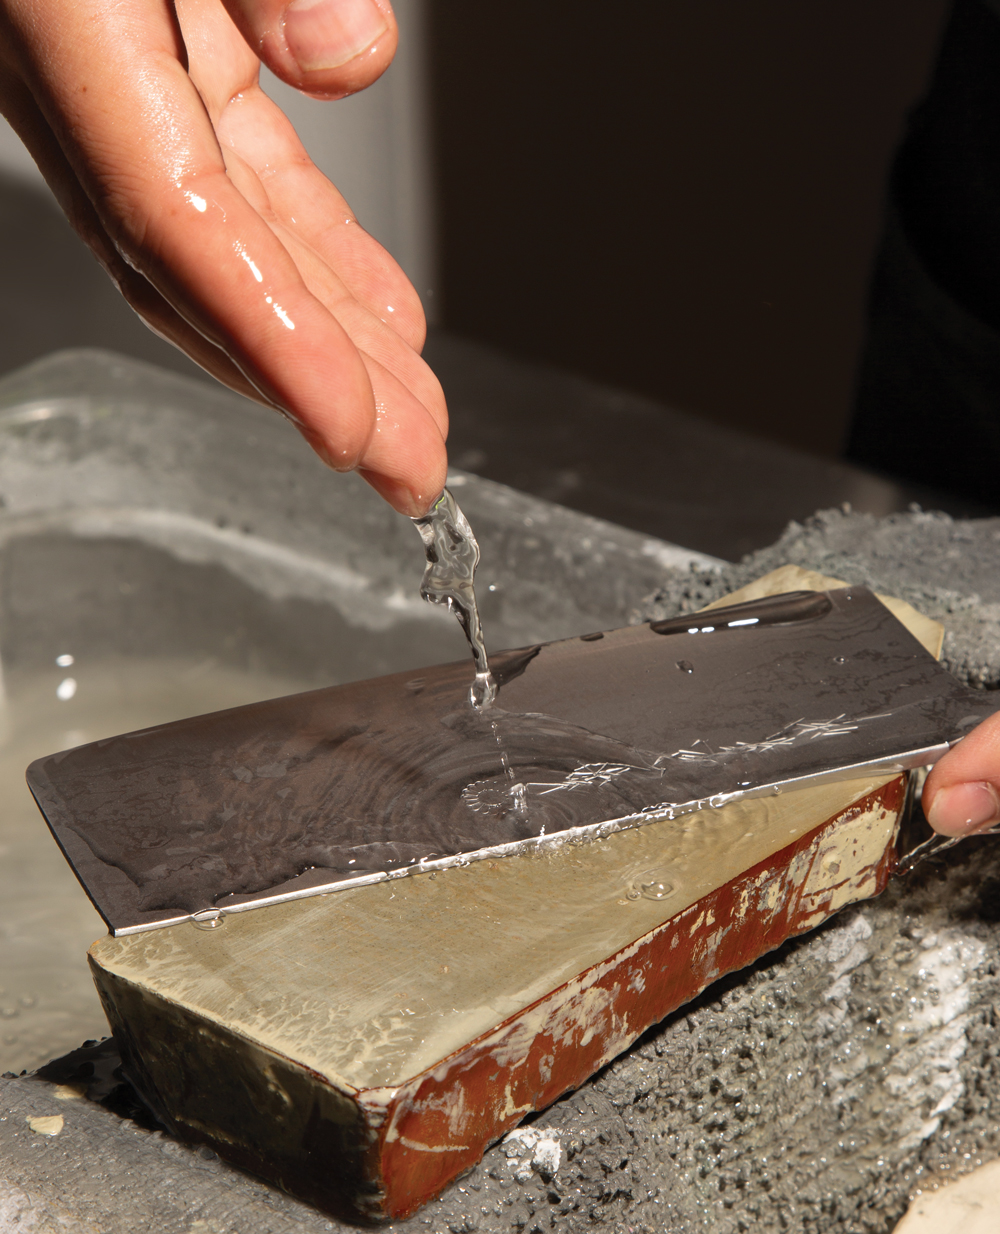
left=426, top=0, right=949, bottom=459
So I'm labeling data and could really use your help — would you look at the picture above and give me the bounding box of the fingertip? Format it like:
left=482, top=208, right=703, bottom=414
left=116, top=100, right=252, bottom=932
left=284, top=0, right=391, bottom=69
left=242, top=0, right=398, bottom=97
left=358, top=469, right=440, bottom=518
left=296, top=418, right=373, bottom=472
left=925, top=780, right=1000, bottom=838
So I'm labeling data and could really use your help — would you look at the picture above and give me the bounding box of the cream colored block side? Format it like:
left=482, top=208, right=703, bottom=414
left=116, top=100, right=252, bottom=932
left=90, top=774, right=894, bottom=1092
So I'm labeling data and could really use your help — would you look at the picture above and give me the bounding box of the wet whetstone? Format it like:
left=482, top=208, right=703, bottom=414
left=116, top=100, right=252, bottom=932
left=12, top=526, right=1000, bottom=1233
left=89, top=770, right=906, bottom=1223
left=81, top=567, right=947, bottom=1223
left=383, top=834, right=1000, bottom=1234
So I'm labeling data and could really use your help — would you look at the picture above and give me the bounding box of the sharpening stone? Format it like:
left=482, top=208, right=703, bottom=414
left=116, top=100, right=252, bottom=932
left=73, top=569, right=982, bottom=1222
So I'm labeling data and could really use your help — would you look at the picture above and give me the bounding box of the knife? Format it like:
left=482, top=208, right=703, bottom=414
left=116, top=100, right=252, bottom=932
left=26, top=586, right=999, bottom=935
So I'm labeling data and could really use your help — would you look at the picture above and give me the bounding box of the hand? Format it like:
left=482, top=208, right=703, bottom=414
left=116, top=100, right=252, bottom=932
left=923, top=711, right=1000, bottom=837
left=0, top=0, right=447, bottom=515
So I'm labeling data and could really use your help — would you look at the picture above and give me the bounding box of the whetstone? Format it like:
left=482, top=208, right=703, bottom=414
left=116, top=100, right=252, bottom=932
left=87, top=570, right=936, bottom=1222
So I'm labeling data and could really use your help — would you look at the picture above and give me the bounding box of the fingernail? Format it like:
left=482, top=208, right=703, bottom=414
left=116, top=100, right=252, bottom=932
left=284, top=0, right=388, bottom=72
left=927, top=782, right=1000, bottom=836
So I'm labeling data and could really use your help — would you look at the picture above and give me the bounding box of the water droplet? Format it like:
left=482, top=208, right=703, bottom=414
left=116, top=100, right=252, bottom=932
left=191, top=910, right=224, bottom=930
left=627, top=872, right=674, bottom=901
left=834, top=655, right=846, bottom=664
left=471, top=670, right=497, bottom=709
left=676, top=660, right=694, bottom=673
left=55, top=677, right=77, bottom=702
left=639, top=880, right=673, bottom=901
left=55, top=654, right=74, bottom=668
left=405, top=678, right=425, bottom=694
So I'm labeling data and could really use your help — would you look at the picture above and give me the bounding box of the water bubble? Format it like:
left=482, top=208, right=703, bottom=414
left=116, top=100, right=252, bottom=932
left=626, top=870, right=674, bottom=901
left=640, top=881, right=674, bottom=901
left=676, top=660, right=694, bottom=674
left=834, top=656, right=847, bottom=665
left=55, top=654, right=74, bottom=668
left=191, top=910, right=224, bottom=930
left=55, top=678, right=77, bottom=702
left=405, top=678, right=425, bottom=694
left=627, top=875, right=674, bottom=901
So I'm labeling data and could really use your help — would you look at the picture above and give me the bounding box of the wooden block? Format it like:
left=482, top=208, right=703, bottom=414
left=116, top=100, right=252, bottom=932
left=90, top=773, right=905, bottom=1222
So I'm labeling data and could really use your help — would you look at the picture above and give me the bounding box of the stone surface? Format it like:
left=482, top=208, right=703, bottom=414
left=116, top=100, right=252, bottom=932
left=5, top=507, right=1000, bottom=1232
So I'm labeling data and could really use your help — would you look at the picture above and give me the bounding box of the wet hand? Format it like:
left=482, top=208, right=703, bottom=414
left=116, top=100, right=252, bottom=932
left=0, top=0, right=447, bottom=515
left=924, top=711, right=1000, bottom=837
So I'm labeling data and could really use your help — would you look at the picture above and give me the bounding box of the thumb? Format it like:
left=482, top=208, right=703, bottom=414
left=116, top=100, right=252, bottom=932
left=923, top=710, right=1000, bottom=837
left=219, top=0, right=397, bottom=97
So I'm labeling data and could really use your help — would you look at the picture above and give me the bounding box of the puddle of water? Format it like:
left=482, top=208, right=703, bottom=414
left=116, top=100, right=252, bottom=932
left=0, top=655, right=308, bottom=1074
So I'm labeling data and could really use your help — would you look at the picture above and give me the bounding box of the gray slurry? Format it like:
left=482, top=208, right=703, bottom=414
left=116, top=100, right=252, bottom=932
left=4, top=507, right=1000, bottom=1233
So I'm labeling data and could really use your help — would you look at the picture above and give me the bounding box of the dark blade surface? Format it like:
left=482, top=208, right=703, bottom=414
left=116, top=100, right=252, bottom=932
left=27, top=587, right=999, bottom=934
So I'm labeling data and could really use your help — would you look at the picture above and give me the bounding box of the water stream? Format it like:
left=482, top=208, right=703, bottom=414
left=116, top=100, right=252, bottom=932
left=412, top=489, right=497, bottom=708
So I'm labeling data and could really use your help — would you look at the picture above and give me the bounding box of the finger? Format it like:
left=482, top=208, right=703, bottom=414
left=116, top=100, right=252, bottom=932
left=355, top=351, right=447, bottom=513
left=218, top=0, right=397, bottom=98
left=3, top=0, right=441, bottom=513
left=17, top=0, right=382, bottom=470
left=924, top=711, right=1000, bottom=837
left=206, top=89, right=447, bottom=441
left=216, top=127, right=449, bottom=508
left=212, top=79, right=427, bottom=353
left=0, top=59, right=260, bottom=400
left=264, top=206, right=447, bottom=434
